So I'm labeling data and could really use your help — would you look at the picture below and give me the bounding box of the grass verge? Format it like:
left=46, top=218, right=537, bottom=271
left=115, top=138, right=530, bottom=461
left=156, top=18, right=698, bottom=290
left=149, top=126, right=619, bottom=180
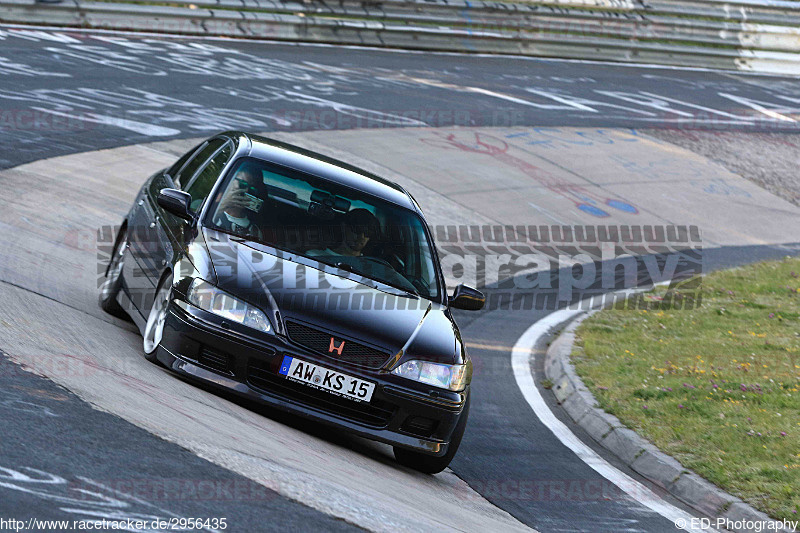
left=572, top=256, right=800, bottom=520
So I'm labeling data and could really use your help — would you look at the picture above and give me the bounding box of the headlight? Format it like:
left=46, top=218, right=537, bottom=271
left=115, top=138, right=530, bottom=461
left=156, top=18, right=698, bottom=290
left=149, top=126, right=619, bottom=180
left=186, top=279, right=272, bottom=334
left=391, top=360, right=469, bottom=391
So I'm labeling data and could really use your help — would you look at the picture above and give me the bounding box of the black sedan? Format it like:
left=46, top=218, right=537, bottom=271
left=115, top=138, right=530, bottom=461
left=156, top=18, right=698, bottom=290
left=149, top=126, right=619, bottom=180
left=100, top=131, right=485, bottom=473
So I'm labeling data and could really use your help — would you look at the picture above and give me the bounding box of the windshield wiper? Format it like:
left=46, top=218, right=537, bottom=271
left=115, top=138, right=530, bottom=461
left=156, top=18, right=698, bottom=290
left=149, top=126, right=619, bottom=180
left=384, top=282, right=420, bottom=298
left=327, top=261, right=419, bottom=298
left=334, top=262, right=358, bottom=274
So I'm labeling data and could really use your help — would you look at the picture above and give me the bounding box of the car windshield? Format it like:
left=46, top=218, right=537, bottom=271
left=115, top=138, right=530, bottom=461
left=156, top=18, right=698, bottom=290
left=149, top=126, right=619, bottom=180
left=206, top=157, right=442, bottom=300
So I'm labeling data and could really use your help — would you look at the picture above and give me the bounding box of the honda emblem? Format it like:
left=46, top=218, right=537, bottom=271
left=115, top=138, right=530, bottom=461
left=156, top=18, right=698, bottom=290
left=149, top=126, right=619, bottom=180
left=329, top=337, right=345, bottom=355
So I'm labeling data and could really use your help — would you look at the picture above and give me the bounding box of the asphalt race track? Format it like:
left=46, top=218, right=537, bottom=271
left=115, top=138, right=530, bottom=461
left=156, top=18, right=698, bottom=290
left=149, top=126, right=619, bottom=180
left=1, top=25, right=800, bottom=533
left=3, top=25, right=800, bottom=171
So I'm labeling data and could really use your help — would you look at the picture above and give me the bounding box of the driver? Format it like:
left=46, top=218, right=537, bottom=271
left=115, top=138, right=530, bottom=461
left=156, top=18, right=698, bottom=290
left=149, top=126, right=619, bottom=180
left=213, top=164, right=264, bottom=240
left=308, top=208, right=380, bottom=257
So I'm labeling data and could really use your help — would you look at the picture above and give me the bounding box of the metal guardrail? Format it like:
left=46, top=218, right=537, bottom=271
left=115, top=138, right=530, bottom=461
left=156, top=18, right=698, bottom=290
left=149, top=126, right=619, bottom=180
left=2, top=0, right=800, bottom=74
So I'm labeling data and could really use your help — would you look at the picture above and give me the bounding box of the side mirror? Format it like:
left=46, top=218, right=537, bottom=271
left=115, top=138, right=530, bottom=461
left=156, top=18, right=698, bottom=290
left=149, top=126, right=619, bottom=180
left=157, top=188, right=194, bottom=222
left=449, top=284, right=485, bottom=311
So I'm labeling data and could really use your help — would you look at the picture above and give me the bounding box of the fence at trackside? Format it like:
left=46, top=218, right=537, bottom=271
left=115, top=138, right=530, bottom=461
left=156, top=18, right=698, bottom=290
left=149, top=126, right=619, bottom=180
left=2, top=0, right=800, bottom=74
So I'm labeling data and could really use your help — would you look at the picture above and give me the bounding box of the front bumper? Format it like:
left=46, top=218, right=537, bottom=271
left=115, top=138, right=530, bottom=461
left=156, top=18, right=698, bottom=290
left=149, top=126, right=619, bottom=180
left=157, top=300, right=468, bottom=456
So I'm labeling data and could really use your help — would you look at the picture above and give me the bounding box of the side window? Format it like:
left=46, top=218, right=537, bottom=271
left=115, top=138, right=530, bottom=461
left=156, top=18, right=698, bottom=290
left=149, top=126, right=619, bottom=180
left=175, top=138, right=226, bottom=189
left=186, top=142, right=233, bottom=212
left=167, top=141, right=205, bottom=189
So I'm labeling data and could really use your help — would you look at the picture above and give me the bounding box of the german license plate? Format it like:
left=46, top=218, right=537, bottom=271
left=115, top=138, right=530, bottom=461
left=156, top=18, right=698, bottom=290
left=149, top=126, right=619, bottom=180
left=278, top=356, right=375, bottom=402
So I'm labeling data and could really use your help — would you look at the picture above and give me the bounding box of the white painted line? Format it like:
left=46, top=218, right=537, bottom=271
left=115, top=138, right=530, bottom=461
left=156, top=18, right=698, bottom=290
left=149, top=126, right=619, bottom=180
left=30, top=107, right=181, bottom=136
left=524, top=88, right=600, bottom=112
left=461, top=87, right=551, bottom=107
left=511, top=292, right=717, bottom=533
left=282, top=91, right=428, bottom=126
left=395, top=75, right=554, bottom=108
left=717, top=92, right=797, bottom=122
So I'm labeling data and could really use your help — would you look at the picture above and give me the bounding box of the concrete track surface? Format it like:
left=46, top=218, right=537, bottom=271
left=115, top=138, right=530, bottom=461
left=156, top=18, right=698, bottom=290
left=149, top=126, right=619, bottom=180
left=1, top=24, right=800, bottom=533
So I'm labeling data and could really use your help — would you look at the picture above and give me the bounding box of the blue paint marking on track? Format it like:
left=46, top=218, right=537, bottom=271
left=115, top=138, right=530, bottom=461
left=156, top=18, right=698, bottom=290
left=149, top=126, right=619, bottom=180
left=606, top=199, right=639, bottom=213
left=578, top=204, right=611, bottom=217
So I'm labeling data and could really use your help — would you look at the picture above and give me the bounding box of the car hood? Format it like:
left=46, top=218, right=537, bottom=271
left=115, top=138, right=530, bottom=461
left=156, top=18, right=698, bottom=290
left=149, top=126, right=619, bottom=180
left=202, top=229, right=459, bottom=364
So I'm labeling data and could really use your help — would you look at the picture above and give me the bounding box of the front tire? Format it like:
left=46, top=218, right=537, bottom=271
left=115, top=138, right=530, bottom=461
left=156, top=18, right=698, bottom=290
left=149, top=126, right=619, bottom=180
left=393, top=394, right=470, bottom=474
left=143, top=273, right=172, bottom=363
left=99, top=226, right=128, bottom=319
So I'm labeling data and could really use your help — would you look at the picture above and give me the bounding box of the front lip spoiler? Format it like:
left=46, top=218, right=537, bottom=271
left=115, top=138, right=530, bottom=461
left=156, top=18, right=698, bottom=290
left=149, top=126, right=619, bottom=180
left=154, top=337, right=450, bottom=456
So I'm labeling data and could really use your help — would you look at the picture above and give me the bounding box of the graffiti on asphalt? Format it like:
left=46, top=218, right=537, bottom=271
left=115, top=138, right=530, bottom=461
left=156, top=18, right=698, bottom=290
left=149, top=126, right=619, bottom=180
left=421, top=131, right=639, bottom=218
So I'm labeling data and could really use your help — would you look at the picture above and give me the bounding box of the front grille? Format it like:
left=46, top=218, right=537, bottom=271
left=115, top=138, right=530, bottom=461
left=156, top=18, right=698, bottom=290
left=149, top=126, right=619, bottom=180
left=247, top=360, right=395, bottom=427
left=197, top=347, right=233, bottom=374
left=285, top=321, right=391, bottom=369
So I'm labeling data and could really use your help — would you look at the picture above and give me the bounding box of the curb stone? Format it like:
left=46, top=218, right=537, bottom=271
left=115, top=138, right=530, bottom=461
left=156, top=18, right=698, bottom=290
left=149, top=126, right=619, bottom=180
left=543, top=312, right=797, bottom=533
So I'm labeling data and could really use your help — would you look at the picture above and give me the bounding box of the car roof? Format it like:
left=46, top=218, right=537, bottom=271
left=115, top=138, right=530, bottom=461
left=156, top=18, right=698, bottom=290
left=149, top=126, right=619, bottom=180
left=232, top=132, right=417, bottom=211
